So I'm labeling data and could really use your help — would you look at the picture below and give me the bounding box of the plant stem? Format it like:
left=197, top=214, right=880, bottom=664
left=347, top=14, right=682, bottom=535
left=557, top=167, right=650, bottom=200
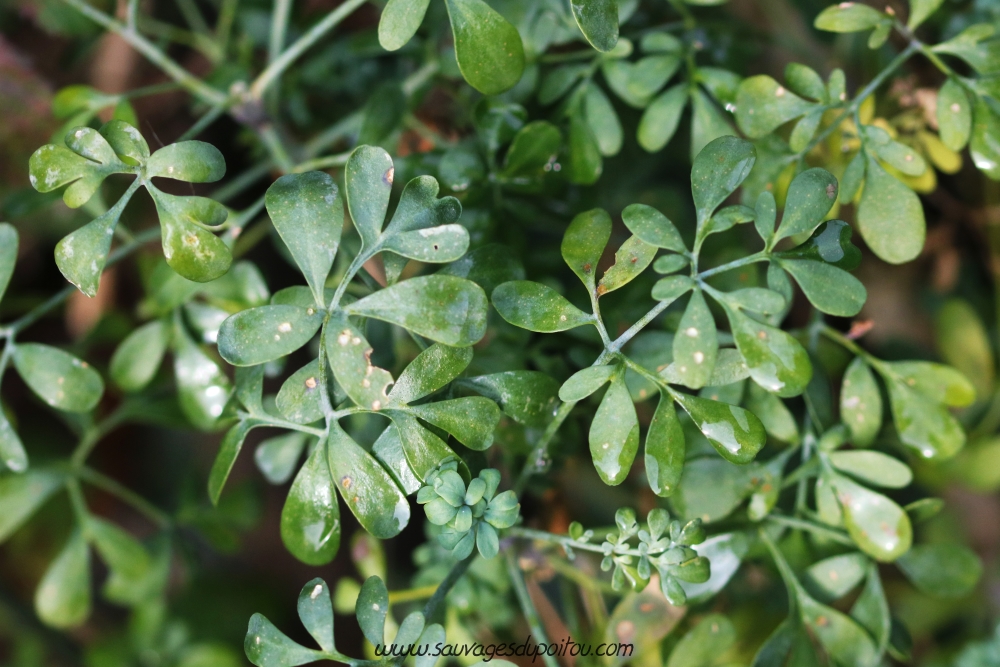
left=514, top=401, right=576, bottom=495
left=293, top=151, right=352, bottom=173
left=421, top=557, right=473, bottom=622
left=792, top=42, right=919, bottom=162
left=257, top=124, right=296, bottom=174
left=388, top=584, right=439, bottom=605
left=6, top=227, right=160, bottom=335
left=766, top=514, right=854, bottom=547
left=60, top=0, right=227, bottom=106
left=70, top=410, right=127, bottom=467
left=249, top=0, right=369, bottom=99
left=505, top=551, right=560, bottom=667
left=178, top=104, right=228, bottom=141
left=76, top=466, right=172, bottom=529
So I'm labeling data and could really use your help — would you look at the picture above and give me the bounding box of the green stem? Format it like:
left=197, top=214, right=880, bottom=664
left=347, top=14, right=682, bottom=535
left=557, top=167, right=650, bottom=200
left=765, top=514, right=854, bottom=547
left=293, top=151, right=352, bottom=173
left=70, top=410, right=128, bottom=466
left=258, top=124, right=296, bottom=174
left=59, top=0, right=227, bottom=106
left=505, top=551, right=560, bottom=667
left=388, top=584, right=439, bottom=605
left=792, top=41, right=919, bottom=162
left=421, top=557, right=473, bottom=622
left=268, top=0, right=294, bottom=66
left=178, top=104, right=228, bottom=141
left=76, top=466, right=172, bottom=529
left=514, top=401, right=576, bottom=495
left=6, top=227, right=160, bottom=335
left=216, top=0, right=240, bottom=51
left=697, top=251, right=769, bottom=280
left=249, top=0, right=369, bottom=99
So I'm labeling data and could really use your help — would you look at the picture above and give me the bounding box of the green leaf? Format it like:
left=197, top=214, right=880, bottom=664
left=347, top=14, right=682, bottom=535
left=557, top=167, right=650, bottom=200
left=445, top=0, right=525, bottom=95
left=866, top=133, right=927, bottom=177
left=281, top=439, right=341, bottom=565
left=814, top=2, right=885, bottom=32
left=885, top=373, right=967, bottom=460
left=654, top=254, right=690, bottom=274
left=559, top=364, right=617, bottom=401
left=566, top=109, right=603, bottom=185
left=462, top=371, right=559, bottom=427
left=773, top=168, right=838, bottom=243
left=804, top=553, right=868, bottom=601
left=622, top=203, right=687, bottom=252
left=438, top=243, right=525, bottom=295
left=208, top=419, right=257, bottom=505
left=895, top=543, right=982, bottom=598
left=409, top=397, right=501, bottom=450
left=670, top=457, right=759, bottom=522
left=789, top=109, right=824, bottom=152
left=856, top=153, right=925, bottom=264
left=539, top=65, right=588, bottom=105
left=88, top=517, right=151, bottom=605
left=667, top=613, right=736, bottom=667
left=356, top=576, right=389, bottom=646
left=571, top=0, right=618, bottom=52
left=326, top=314, right=395, bottom=411
left=778, top=259, right=865, bottom=317
left=0, top=408, right=26, bottom=473
left=850, top=564, right=890, bottom=654
left=502, top=121, right=561, bottom=178
left=109, top=319, right=169, bottom=393
left=148, top=187, right=232, bottom=282
left=970, top=98, right=1000, bottom=180
left=383, top=224, right=469, bottom=264
left=638, top=84, right=687, bottom=152
left=0, top=223, right=17, bottom=303
left=382, top=175, right=464, bottom=282
left=562, top=208, right=611, bottom=289
left=936, top=299, right=995, bottom=399
left=602, top=55, right=681, bottom=108
left=908, top=0, right=944, bottom=28
left=722, top=288, right=786, bottom=315
left=390, top=344, right=473, bottom=404
left=218, top=305, right=323, bottom=367
left=245, top=613, right=323, bottom=667
left=389, top=412, right=464, bottom=482
left=328, top=424, right=409, bottom=538
left=298, top=578, right=335, bottom=652
left=100, top=119, right=149, bottom=163
left=146, top=141, right=225, bottom=182
left=673, top=392, right=766, bottom=464
left=598, top=236, right=657, bottom=295
left=840, top=357, right=882, bottom=447
left=379, top=0, right=430, bottom=50
left=13, top=343, right=104, bottom=413
left=735, top=75, right=815, bottom=138
left=672, top=291, right=717, bottom=390
left=645, top=394, right=685, bottom=497
left=652, top=275, right=695, bottom=302
left=55, top=191, right=131, bottom=297
left=776, top=219, right=861, bottom=270
left=690, top=90, right=735, bottom=161
left=35, top=530, right=91, bottom=628
left=797, top=591, right=879, bottom=667
left=691, top=136, right=756, bottom=227
left=172, top=322, right=232, bottom=430
left=346, top=276, right=487, bottom=346
left=373, top=425, right=422, bottom=494
left=829, top=450, right=912, bottom=488
left=831, top=471, right=912, bottom=561
left=29, top=128, right=130, bottom=208
left=585, top=85, right=623, bottom=156
left=933, top=25, right=1000, bottom=75
left=745, top=382, right=800, bottom=444
left=255, top=432, right=308, bottom=485
left=265, top=172, right=343, bottom=306
left=492, top=281, right=593, bottom=332
left=276, top=360, right=324, bottom=424
left=723, top=304, right=812, bottom=397
left=589, top=373, right=640, bottom=485
left=439, top=145, right=486, bottom=191
left=0, top=469, right=64, bottom=543
left=346, top=145, right=393, bottom=248
left=784, top=63, right=827, bottom=102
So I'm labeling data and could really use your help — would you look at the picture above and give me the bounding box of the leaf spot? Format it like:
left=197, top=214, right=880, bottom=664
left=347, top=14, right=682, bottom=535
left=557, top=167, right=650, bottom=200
left=685, top=327, right=699, bottom=337
left=775, top=86, right=786, bottom=97
left=311, top=584, right=323, bottom=599
left=305, top=377, right=318, bottom=389
left=951, top=103, right=961, bottom=113
left=342, top=476, right=352, bottom=489
left=384, top=167, right=394, bottom=185
left=694, top=351, right=705, bottom=364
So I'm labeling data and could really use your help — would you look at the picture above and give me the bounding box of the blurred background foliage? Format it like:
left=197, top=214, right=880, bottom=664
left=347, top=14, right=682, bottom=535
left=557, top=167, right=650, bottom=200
left=2, top=0, right=1000, bottom=664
